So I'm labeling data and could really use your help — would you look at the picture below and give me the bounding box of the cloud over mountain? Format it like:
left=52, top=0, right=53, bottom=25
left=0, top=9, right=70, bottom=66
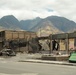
left=0, top=0, right=76, bottom=22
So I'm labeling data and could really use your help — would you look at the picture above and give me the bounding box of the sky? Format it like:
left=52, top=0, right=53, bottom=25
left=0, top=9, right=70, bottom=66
left=0, top=0, right=76, bottom=22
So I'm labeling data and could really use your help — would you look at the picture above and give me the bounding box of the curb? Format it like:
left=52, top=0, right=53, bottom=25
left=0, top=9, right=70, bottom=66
left=19, top=59, right=76, bottom=66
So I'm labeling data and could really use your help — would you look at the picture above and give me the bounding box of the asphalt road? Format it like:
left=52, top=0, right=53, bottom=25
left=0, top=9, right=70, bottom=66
left=0, top=59, right=76, bottom=75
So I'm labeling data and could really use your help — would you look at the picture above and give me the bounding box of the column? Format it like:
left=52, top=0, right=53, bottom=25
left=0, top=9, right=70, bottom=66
left=66, top=33, right=69, bottom=53
left=49, top=34, right=52, bottom=54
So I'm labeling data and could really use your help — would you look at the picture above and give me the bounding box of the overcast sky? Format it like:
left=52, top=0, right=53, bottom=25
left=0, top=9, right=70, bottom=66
left=0, top=0, right=76, bottom=22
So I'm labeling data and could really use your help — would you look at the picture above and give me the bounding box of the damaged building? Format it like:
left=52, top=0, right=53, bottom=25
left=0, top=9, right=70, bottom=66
left=0, top=30, right=37, bottom=52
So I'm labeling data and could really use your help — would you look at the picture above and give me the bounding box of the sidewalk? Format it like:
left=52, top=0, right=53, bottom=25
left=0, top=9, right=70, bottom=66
left=17, top=53, right=76, bottom=66
left=1, top=53, right=76, bottom=66
left=19, top=59, right=76, bottom=66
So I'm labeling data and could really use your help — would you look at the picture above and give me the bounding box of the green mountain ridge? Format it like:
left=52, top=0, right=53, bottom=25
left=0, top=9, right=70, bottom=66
left=0, top=15, right=76, bottom=34
left=0, top=15, right=21, bottom=30
left=20, top=17, right=41, bottom=30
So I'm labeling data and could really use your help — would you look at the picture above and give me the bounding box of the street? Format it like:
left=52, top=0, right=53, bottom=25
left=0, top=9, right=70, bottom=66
left=0, top=57, right=76, bottom=75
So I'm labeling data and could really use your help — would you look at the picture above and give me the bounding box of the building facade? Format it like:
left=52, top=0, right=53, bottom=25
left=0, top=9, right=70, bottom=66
left=0, top=30, right=37, bottom=50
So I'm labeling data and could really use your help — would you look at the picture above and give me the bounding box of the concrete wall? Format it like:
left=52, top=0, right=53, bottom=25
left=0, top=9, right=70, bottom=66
left=3, top=30, right=36, bottom=40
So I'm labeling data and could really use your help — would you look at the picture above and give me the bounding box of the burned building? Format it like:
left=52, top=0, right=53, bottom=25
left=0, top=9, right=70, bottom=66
left=0, top=30, right=37, bottom=50
left=37, top=32, right=76, bottom=54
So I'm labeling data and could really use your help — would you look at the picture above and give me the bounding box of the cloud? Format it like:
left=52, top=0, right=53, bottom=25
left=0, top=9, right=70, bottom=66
left=0, top=0, right=59, bottom=20
left=0, top=0, right=76, bottom=22
left=50, top=0, right=76, bottom=22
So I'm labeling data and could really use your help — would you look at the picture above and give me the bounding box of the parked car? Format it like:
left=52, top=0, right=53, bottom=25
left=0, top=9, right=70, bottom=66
left=0, top=49, right=16, bottom=56
left=69, top=52, right=76, bottom=63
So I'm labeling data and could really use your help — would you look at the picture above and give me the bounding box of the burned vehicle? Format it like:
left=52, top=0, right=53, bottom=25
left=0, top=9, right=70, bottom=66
left=0, top=49, right=16, bottom=56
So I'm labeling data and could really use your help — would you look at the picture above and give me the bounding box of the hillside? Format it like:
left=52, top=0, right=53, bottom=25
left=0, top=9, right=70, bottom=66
left=46, top=16, right=76, bottom=32
left=20, top=17, right=41, bottom=30
left=0, top=15, right=76, bottom=36
left=0, top=15, right=22, bottom=30
left=30, top=16, right=76, bottom=32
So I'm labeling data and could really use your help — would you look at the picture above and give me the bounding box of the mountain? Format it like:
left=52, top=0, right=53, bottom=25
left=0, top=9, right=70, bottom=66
left=30, top=18, right=63, bottom=36
left=20, top=17, right=41, bottom=30
left=30, top=16, right=76, bottom=32
left=20, top=16, right=76, bottom=33
left=22, top=16, right=76, bottom=36
left=0, top=15, right=76, bottom=36
left=0, top=15, right=22, bottom=30
left=45, top=16, right=76, bottom=32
